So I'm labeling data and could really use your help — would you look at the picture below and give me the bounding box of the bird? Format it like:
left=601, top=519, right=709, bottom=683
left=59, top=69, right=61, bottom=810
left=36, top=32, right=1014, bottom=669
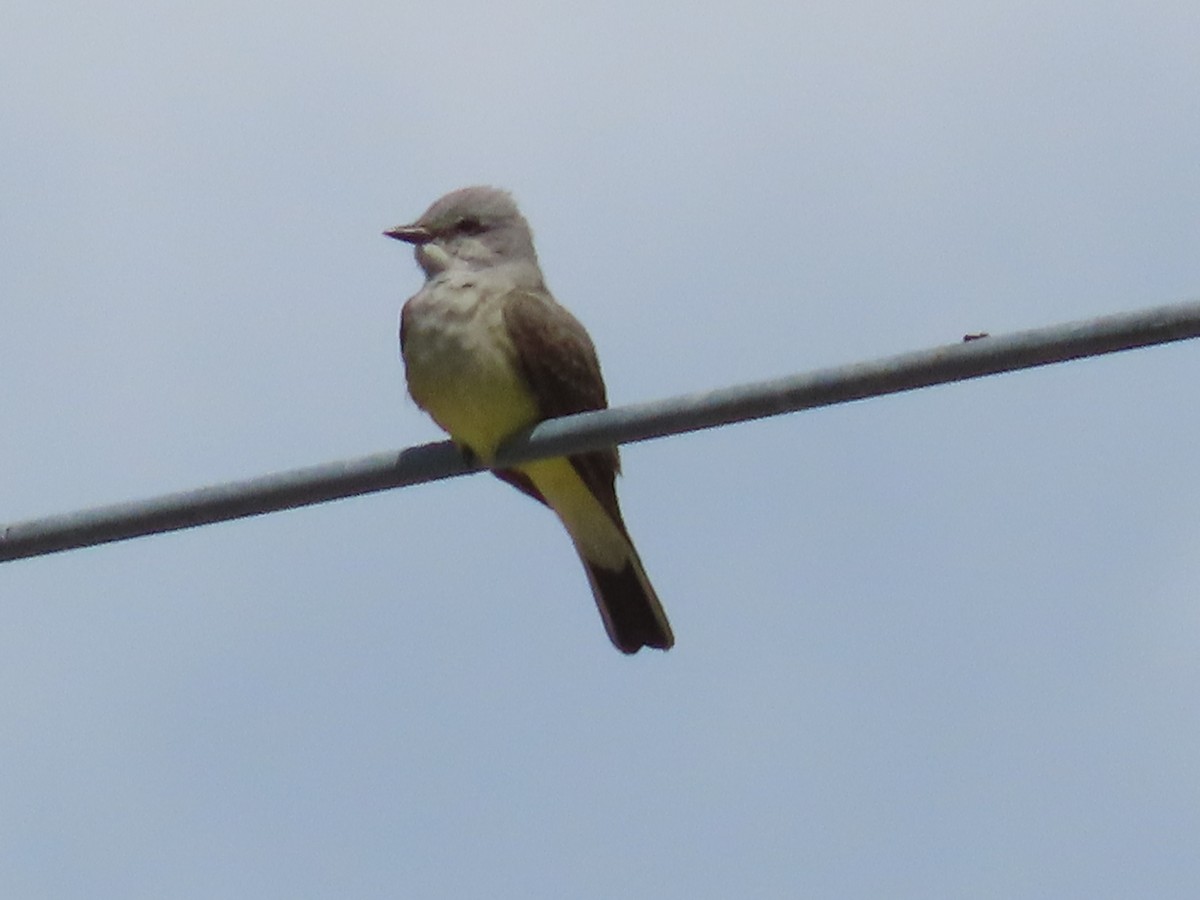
left=385, top=186, right=673, bottom=654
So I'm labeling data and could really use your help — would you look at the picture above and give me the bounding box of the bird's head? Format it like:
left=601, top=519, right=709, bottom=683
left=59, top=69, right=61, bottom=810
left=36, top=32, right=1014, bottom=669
left=385, top=186, right=539, bottom=276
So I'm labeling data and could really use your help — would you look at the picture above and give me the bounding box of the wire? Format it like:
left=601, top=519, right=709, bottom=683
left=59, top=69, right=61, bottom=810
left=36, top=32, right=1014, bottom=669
left=3, top=299, right=1199, bottom=563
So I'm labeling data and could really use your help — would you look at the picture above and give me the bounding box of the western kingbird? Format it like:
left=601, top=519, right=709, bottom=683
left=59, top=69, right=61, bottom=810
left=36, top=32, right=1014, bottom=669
left=385, top=186, right=673, bottom=654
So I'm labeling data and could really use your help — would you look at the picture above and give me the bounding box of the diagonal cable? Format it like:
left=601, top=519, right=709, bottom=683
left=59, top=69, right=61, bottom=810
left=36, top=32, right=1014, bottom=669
left=3, top=299, right=1199, bottom=563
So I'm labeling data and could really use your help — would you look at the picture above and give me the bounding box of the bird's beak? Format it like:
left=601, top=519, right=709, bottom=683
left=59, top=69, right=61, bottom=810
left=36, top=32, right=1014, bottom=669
left=384, top=224, right=433, bottom=244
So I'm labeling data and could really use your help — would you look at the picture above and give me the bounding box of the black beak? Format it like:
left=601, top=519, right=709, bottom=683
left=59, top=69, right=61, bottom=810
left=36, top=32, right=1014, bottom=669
left=384, top=224, right=433, bottom=244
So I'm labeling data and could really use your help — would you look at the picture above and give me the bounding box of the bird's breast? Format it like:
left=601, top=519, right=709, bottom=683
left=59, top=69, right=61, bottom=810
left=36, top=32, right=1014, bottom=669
left=401, top=279, right=539, bottom=461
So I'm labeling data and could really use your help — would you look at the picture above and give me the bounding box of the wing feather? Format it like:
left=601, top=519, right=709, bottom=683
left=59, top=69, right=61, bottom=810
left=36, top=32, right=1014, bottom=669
left=502, top=291, right=624, bottom=527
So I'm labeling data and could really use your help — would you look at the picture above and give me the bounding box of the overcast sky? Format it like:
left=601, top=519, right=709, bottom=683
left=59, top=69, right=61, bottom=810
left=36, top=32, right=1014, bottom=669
left=3, top=1, right=1200, bottom=897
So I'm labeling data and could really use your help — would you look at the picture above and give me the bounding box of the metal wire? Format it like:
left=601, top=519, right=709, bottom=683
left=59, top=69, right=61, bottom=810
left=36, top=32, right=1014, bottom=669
left=3, top=299, right=1199, bottom=563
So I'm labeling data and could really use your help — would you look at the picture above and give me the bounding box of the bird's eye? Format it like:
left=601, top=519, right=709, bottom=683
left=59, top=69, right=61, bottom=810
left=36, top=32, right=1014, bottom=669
left=456, top=216, right=485, bottom=235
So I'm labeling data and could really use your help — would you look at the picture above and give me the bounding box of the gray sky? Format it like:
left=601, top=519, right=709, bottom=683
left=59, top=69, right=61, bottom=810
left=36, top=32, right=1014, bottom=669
left=3, top=1, right=1200, bottom=896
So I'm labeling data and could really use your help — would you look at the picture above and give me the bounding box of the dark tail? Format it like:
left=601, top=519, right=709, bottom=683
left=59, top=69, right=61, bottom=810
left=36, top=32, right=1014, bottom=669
left=581, top=548, right=674, bottom=654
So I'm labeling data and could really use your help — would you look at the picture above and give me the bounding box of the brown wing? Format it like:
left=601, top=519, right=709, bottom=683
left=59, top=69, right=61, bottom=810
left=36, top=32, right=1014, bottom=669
left=399, top=300, right=411, bottom=353
left=501, top=290, right=625, bottom=527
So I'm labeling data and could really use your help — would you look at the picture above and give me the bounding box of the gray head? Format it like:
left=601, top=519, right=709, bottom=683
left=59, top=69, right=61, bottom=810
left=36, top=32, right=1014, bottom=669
left=385, top=186, right=540, bottom=277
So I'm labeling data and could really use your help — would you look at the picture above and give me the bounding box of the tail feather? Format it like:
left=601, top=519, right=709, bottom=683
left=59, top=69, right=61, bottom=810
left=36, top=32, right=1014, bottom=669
left=581, top=551, right=674, bottom=654
left=515, top=456, right=672, bottom=653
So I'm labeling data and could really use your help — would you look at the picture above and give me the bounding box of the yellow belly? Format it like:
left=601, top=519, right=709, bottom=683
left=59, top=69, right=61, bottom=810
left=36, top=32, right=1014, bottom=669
left=403, top=284, right=539, bottom=461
